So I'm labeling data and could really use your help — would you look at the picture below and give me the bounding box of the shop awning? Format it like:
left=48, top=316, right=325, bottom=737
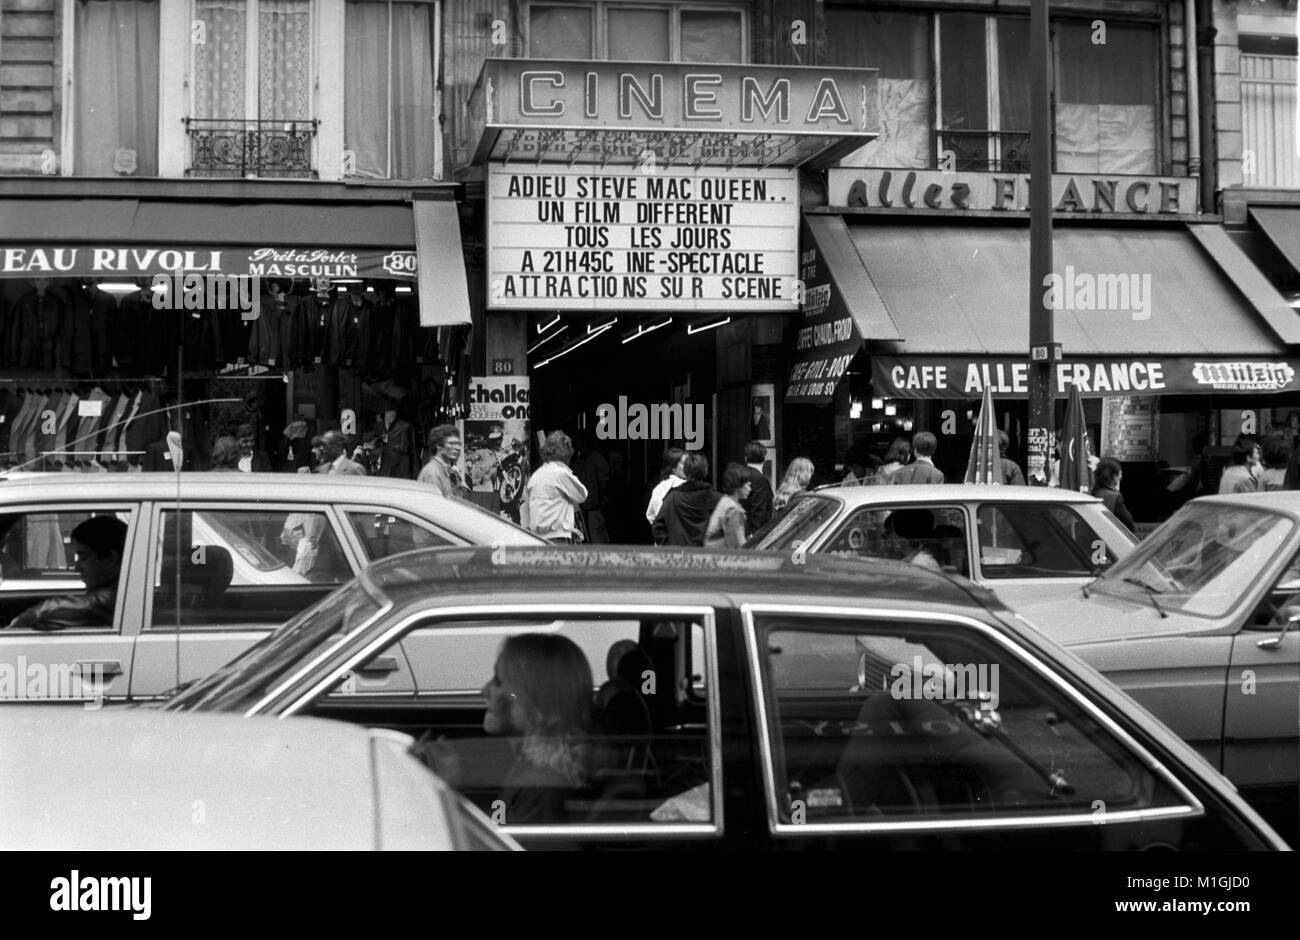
left=0, top=193, right=473, bottom=327
left=413, top=196, right=471, bottom=327
left=785, top=216, right=902, bottom=404
left=829, top=220, right=1300, bottom=399
left=1250, top=206, right=1300, bottom=275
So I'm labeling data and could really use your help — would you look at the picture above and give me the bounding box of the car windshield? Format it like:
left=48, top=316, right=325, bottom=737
left=746, top=495, right=840, bottom=551
left=164, top=581, right=386, bottom=712
left=1094, top=502, right=1294, bottom=618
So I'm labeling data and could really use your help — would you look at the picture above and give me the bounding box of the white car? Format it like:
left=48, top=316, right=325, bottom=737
left=0, top=706, right=520, bottom=850
left=746, top=484, right=1137, bottom=609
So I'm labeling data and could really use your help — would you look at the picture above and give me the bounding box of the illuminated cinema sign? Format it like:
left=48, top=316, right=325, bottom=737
left=487, top=164, right=798, bottom=312
left=471, top=59, right=879, bottom=167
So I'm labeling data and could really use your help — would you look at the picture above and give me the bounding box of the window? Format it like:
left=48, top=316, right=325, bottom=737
left=343, top=0, right=440, bottom=179
left=938, top=13, right=1030, bottom=173
left=1056, top=20, right=1158, bottom=174
left=74, top=0, right=160, bottom=176
left=0, top=509, right=132, bottom=630
left=372, top=611, right=719, bottom=830
left=975, top=504, right=1113, bottom=579
left=754, top=614, right=1190, bottom=826
left=192, top=0, right=312, bottom=121
left=746, top=495, right=839, bottom=552
left=823, top=505, right=970, bottom=578
left=526, top=2, right=745, bottom=63
left=346, top=510, right=450, bottom=562
left=827, top=7, right=930, bottom=168
left=1241, top=37, right=1300, bottom=187
left=150, top=508, right=346, bottom=628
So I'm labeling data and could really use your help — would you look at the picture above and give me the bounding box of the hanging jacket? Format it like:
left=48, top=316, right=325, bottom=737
left=61, top=285, right=95, bottom=375
left=112, top=290, right=150, bottom=372
left=301, top=293, right=331, bottom=367
left=10, top=290, right=65, bottom=370
left=87, top=287, right=117, bottom=376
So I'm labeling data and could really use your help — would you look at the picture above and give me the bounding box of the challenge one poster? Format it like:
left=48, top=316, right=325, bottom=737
left=462, top=376, right=530, bottom=523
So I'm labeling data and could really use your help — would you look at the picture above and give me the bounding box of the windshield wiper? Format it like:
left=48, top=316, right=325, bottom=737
left=157, top=678, right=198, bottom=701
left=1081, top=564, right=1104, bottom=598
left=1123, top=577, right=1168, bottom=618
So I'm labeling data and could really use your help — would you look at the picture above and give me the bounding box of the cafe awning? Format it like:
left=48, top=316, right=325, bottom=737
left=0, top=187, right=470, bottom=327
left=1250, top=206, right=1300, bottom=276
left=827, top=219, right=1300, bottom=399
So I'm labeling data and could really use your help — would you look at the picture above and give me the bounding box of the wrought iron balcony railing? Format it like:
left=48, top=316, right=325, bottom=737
left=185, top=118, right=318, bottom=178
left=935, top=129, right=1031, bottom=174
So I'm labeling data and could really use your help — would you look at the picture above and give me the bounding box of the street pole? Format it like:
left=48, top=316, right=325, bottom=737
left=1027, top=0, right=1055, bottom=484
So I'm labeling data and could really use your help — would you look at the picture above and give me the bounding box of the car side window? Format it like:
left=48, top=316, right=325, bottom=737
left=824, top=506, right=969, bottom=578
left=976, top=503, right=1109, bottom=578
left=0, top=508, right=132, bottom=631
left=365, top=613, right=720, bottom=832
left=346, top=511, right=451, bottom=562
left=149, top=508, right=345, bottom=629
left=753, top=614, right=1192, bottom=828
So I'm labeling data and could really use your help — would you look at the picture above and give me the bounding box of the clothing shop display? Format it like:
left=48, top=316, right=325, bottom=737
left=8, top=288, right=66, bottom=369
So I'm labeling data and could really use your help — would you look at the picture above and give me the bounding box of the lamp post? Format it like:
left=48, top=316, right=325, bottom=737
left=1027, top=0, right=1056, bottom=484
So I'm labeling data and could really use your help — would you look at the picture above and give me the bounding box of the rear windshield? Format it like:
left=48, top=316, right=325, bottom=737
left=747, top=495, right=840, bottom=551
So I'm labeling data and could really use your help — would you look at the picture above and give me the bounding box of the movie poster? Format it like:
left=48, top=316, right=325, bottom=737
left=462, top=377, right=530, bottom=524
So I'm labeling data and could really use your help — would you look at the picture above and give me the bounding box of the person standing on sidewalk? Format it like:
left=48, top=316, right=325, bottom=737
left=522, top=431, right=589, bottom=543
left=652, top=453, right=721, bottom=547
left=418, top=424, right=469, bottom=498
left=890, top=432, right=945, bottom=484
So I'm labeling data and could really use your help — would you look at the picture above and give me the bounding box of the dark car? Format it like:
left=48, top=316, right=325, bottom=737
left=164, top=546, right=1287, bottom=851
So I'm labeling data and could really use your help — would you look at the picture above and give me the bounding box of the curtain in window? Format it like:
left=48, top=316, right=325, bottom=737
left=74, top=0, right=160, bottom=175
left=1057, top=22, right=1157, bottom=174
left=680, top=10, right=742, bottom=63
left=828, top=9, right=930, bottom=168
left=530, top=5, right=593, bottom=58
left=344, top=2, right=437, bottom=179
left=1242, top=54, right=1299, bottom=187
left=259, top=0, right=311, bottom=120
left=609, top=8, right=668, bottom=61
left=194, top=0, right=247, bottom=120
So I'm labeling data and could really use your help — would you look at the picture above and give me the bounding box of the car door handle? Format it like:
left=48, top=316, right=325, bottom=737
left=356, top=657, right=399, bottom=675
left=74, top=660, right=123, bottom=678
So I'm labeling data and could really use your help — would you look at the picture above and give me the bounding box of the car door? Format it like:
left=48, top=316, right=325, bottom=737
left=1223, top=548, right=1300, bottom=828
left=815, top=503, right=974, bottom=579
left=741, top=603, right=1274, bottom=849
left=299, top=602, right=728, bottom=850
left=0, top=503, right=141, bottom=704
left=129, top=500, right=415, bottom=702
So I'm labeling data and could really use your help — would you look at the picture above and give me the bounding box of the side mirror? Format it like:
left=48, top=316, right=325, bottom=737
left=1259, top=611, right=1300, bottom=650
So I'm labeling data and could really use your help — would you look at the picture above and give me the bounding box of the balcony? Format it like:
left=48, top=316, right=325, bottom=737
left=185, top=119, right=318, bottom=179
left=936, top=130, right=1031, bottom=174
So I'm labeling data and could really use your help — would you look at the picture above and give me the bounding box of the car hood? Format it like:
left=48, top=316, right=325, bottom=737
left=1013, top=587, right=1214, bottom=646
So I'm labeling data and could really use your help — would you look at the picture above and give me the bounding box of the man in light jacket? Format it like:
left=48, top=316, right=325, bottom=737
left=521, top=431, right=589, bottom=543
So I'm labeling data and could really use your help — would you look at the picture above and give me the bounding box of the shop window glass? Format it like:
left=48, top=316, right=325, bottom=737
left=755, top=615, right=1189, bottom=824
left=828, top=7, right=930, bottom=168
left=344, top=1, right=439, bottom=179
left=680, top=10, right=742, bottom=63
left=75, top=0, right=160, bottom=176
left=609, top=8, right=669, bottom=61
left=1056, top=21, right=1158, bottom=174
left=529, top=4, right=594, bottom=58
left=150, top=508, right=346, bottom=628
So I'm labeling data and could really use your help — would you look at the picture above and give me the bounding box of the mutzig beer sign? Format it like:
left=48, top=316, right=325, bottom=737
left=487, top=164, right=799, bottom=312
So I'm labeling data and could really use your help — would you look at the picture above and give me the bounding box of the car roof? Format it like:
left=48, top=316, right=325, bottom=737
left=361, top=545, right=996, bottom=614
left=0, top=707, right=453, bottom=850
left=807, top=484, right=1101, bottom=505
left=0, top=473, right=540, bottom=539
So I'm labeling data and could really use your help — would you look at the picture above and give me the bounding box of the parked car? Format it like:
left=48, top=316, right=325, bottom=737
left=1013, top=492, right=1300, bottom=839
left=163, top=545, right=1286, bottom=850
left=746, top=484, right=1137, bottom=609
left=0, top=706, right=519, bottom=850
left=0, top=474, right=542, bottom=704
